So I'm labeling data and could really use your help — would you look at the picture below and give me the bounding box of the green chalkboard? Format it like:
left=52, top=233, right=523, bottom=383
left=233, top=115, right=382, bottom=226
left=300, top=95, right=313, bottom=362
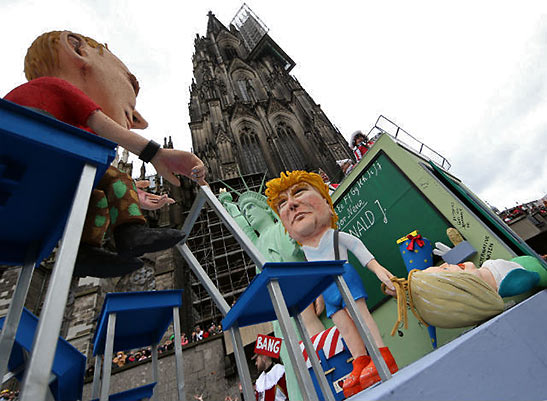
left=334, top=151, right=451, bottom=309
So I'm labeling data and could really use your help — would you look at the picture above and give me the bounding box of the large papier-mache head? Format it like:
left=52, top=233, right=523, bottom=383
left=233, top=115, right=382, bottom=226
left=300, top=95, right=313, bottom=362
left=24, top=31, right=107, bottom=81
left=265, top=170, right=338, bottom=229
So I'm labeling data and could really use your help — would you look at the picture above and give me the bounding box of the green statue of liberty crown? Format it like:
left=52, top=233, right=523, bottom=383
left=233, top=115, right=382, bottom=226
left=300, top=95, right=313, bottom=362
left=237, top=190, right=269, bottom=210
left=218, top=169, right=272, bottom=213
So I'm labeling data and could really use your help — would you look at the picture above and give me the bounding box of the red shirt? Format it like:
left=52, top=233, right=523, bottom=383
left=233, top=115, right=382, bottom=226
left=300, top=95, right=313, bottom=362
left=353, top=143, right=369, bottom=162
left=4, top=77, right=101, bottom=133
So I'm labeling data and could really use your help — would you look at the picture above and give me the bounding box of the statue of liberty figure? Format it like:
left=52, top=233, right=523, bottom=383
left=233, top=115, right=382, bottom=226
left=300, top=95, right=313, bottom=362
left=218, top=188, right=258, bottom=244
left=218, top=174, right=326, bottom=400
left=218, top=174, right=303, bottom=264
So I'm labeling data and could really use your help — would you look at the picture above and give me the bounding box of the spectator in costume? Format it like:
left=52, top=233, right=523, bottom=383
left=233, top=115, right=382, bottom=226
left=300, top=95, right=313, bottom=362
left=336, top=159, right=354, bottom=176
left=3, top=30, right=206, bottom=278
left=253, top=336, right=288, bottom=401
left=350, top=130, right=370, bottom=162
left=318, top=168, right=339, bottom=193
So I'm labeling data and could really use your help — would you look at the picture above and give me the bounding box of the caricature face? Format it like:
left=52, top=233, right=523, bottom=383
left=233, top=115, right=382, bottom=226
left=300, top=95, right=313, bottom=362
left=68, top=33, right=147, bottom=130
left=242, top=201, right=273, bottom=231
left=276, top=182, right=332, bottom=245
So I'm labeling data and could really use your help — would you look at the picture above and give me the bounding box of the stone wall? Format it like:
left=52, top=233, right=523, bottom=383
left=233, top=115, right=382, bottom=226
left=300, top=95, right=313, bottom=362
left=82, top=335, right=240, bottom=401
left=0, top=265, right=50, bottom=318
left=66, top=277, right=101, bottom=357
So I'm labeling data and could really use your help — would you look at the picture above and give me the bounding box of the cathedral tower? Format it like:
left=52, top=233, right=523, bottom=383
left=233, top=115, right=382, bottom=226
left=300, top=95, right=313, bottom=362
left=189, top=6, right=353, bottom=184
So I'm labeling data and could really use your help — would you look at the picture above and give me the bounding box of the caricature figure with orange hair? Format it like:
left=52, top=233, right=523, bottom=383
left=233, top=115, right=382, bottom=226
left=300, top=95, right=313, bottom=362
left=4, top=31, right=206, bottom=277
left=266, top=170, right=398, bottom=397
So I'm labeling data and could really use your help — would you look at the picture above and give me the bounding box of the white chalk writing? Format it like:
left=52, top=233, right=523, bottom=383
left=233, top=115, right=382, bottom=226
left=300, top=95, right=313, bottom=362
left=335, top=160, right=383, bottom=217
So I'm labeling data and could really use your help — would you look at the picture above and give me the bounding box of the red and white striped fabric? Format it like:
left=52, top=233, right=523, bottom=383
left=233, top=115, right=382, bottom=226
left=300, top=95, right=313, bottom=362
left=299, top=327, right=344, bottom=369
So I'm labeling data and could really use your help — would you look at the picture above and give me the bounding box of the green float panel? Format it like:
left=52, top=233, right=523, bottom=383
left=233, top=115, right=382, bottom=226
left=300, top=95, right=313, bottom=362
left=330, top=133, right=545, bottom=368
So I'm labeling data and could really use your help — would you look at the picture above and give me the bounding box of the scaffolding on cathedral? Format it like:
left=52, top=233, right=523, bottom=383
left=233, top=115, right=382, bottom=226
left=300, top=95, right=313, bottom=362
left=182, top=173, right=266, bottom=329
left=230, top=3, right=269, bottom=53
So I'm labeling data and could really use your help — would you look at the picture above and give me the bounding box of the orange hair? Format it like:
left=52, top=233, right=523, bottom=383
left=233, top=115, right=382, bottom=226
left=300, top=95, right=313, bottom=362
left=24, top=31, right=107, bottom=81
left=265, top=170, right=338, bottom=229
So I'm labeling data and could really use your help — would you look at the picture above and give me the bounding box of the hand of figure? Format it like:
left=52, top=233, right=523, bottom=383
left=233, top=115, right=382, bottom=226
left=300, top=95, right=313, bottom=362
left=139, top=192, right=175, bottom=210
left=314, top=295, right=325, bottom=316
left=376, top=268, right=396, bottom=296
left=135, top=180, right=175, bottom=210
left=368, top=260, right=396, bottom=296
left=151, top=148, right=207, bottom=186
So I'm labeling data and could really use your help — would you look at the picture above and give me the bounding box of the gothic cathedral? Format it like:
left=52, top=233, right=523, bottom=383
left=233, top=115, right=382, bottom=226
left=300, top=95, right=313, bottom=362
left=188, top=9, right=353, bottom=184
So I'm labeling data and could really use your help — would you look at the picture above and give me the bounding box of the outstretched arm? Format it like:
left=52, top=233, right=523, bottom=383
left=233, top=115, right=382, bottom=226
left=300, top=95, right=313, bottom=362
left=87, top=110, right=206, bottom=186
left=341, top=232, right=396, bottom=295
left=366, top=259, right=396, bottom=296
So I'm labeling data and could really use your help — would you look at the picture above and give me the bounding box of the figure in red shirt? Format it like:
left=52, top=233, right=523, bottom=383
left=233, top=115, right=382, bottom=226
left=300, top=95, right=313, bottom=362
left=4, top=31, right=207, bottom=277
left=350, top=130, right=370, bottom=162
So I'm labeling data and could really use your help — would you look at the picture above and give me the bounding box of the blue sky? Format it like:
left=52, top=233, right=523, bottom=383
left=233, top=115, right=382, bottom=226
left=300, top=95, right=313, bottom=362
left=2, top=0, right=546, bottom=210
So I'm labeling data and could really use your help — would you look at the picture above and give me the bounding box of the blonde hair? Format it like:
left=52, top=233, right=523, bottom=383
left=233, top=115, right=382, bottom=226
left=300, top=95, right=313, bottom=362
left=388, top=269, right=505, bottom=334
left=265, top=170, right=338, bottom=229
left=24, top=31, right=106, bottom=81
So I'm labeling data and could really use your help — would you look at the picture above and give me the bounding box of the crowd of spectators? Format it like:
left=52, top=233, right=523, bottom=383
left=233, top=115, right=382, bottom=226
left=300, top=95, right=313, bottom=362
left=191, top=322, right=222, bottom=342
left=500, top=202, right=547, bottom=223
left=103, top=322, right=222, bottom=371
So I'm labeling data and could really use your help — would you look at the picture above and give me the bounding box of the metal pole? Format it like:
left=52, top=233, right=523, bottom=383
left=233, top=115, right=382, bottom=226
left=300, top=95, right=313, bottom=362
left=176, top=243, right=230, bottom=316
left=150, top=343, right=158, bottom=401
left=91, top=356, right=102, bottom=400
left=180, top=190, right=207, bottom=244
left=20, top=163, right=96, bottom=401
left=100, top=313, right=116, bottom=401
left=172, top=306, right=186, bottom=401
left=334, top=275, right=391, bottom=381
left=0, top=247, right=36, bottom=382
left=176, top=244, right=253, bottom=401
left=228, top=325, right=254, bottom=401
left=294, top=313, right=335, bottom=401
left=267, top=280, right=317, bottom=401
left=200, top=185, right=266, bottom=269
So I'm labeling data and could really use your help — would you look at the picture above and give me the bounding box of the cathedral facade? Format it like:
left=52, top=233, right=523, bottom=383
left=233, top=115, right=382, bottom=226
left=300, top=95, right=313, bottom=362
left=189, top=9, right=352, bottom=184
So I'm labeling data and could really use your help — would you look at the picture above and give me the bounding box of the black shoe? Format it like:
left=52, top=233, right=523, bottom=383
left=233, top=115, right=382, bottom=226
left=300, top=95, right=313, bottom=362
left=114, top=223, right=184, bottom=257
left=74, top=244, right=144, bottom=278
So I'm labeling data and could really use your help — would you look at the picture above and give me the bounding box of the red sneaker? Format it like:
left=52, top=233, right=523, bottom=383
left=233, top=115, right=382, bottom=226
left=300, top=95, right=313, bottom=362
left=342, top=355, right=370, bottom=398
left=359, top=347, right=398, bottom=389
